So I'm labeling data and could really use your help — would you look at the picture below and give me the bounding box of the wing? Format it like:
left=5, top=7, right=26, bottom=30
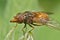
left=46, top=20, right=60, bottom=30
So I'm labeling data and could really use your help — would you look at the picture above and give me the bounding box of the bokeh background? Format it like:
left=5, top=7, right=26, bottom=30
left=0, top=0, right=60, bottom=40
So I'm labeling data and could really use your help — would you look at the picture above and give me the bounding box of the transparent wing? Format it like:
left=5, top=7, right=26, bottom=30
left=46, top=20, right=60, bottom=30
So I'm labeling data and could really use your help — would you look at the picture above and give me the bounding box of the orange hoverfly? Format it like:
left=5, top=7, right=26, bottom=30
left=10, top=11, right=60, bottom=32
left=5, top=11, right=60, bottom=39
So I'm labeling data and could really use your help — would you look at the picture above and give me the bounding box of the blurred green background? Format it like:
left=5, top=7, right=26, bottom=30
left=0, top=0, right=60, bottom=40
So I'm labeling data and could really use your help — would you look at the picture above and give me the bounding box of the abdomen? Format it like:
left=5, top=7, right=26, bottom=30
left=33, top=12, right=49, bottom=24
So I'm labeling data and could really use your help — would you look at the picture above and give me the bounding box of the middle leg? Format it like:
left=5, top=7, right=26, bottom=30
left=28, top=24, right=34, bottom=32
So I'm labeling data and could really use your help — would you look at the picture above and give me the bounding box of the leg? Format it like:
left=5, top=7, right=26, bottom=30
left=32, top=23, right=42, bottom=26
left=22, top=23, right=27, bottom=35
left=5, top=23, right=18, bottom=39
left=22, top=23, right=26, bottom=31
left=28, top=24, right=34, bottom=32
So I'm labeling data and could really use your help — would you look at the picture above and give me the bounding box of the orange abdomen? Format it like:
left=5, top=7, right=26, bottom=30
left=33, top=12, right=49, bottom=24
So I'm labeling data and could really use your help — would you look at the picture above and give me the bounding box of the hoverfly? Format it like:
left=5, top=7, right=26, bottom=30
left=10, top=11, right=60, bottom=31
left=5, top=11, right=60, bottom=39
